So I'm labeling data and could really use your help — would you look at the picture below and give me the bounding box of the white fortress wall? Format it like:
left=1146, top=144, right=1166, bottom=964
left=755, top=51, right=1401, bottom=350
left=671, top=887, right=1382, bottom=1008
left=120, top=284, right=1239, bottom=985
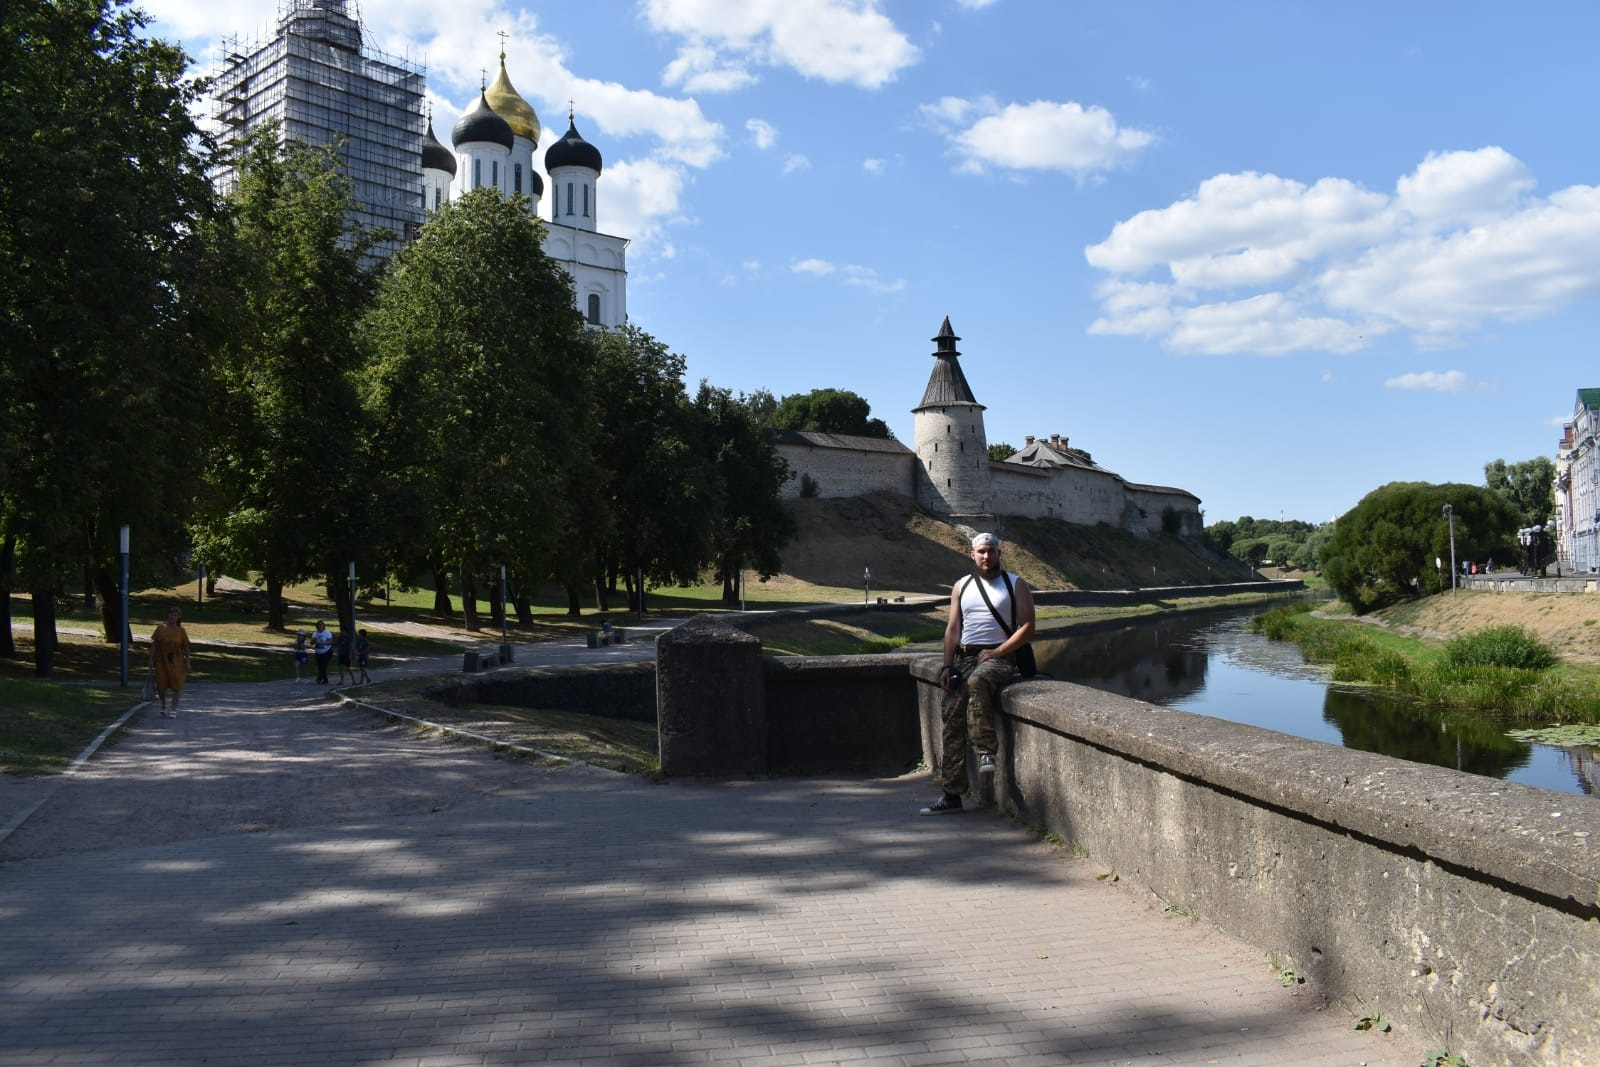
left=1126, top=484, right=1204, bottom=537
left=774, top=438, right=915, bottom=500
left=989, top=463, right=1126, bottom=525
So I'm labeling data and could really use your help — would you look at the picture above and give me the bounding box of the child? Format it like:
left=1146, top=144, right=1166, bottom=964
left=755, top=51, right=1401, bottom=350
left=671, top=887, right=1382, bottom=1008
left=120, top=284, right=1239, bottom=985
left=337, top=628, right=357, bottom=685
left=355, top=629, right=371, bottom=684
left=293, top=631, right=309, bottom=682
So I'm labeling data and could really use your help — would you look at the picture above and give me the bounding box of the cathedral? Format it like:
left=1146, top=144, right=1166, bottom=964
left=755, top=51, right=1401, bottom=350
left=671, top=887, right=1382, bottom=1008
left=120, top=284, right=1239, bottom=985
left=421, top=49, right=628, bottom=329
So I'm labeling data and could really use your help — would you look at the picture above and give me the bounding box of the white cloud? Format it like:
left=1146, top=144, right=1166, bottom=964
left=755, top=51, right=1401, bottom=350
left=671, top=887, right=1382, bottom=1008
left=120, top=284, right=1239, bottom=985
left=863, top=158, right=885, bottom=174
left=922, top=97, right=1154, bottom=177
left=746, top=119, right=779, bottom=150
left=791, top=257, right=906, bottom=293
left=1320, top=371, right=1336, bottom=383
left=644, top=0, right=919, bottom=90
left=1085, top=147, right=1600, bottom=355
left=1385, top=370, right=1469, bottom=392
left=955, top=0, right=1000, bottom=8
left=662, top=42, right=757, bottom=94
left=782, top=154, right=811, bottom=174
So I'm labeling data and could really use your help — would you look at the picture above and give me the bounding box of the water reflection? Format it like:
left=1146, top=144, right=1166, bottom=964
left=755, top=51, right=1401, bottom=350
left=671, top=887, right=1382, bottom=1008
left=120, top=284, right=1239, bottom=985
left=1033, top=607, right=1593, bottom=797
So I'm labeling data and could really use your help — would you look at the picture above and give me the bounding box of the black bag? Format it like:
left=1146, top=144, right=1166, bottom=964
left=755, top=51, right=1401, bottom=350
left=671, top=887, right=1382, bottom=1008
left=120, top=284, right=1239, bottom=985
left=966, top=572, right=1038, bottom=678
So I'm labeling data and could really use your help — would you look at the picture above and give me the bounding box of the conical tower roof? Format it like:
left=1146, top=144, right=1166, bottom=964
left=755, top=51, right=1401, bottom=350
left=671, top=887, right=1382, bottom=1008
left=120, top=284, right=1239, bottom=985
left=422, top=119, right=456, bottom=175
left=914, top=316, right=982, bottom=410
left=453, top=91, right=514, bottom=150
left=485, top=51, right=540, bottom=142
left=545, top=114, right=603, bottom=173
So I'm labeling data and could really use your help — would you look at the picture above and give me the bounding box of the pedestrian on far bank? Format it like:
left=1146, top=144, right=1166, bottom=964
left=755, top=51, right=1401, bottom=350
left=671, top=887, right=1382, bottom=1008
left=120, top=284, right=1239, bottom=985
left=337, top=627, right=357, bottom=685
left=292, top=630, right=309, bottom=682
left=922, top=532, right=1035, bottom=815
left=311, top=620, right=334, bottom=684
left=355, top=629, right=371, bottom=684
left=149, top=606, right=192, bottom=718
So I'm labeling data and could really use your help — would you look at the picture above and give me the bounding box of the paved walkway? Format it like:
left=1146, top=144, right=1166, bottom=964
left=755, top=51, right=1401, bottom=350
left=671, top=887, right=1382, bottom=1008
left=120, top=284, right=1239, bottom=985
left=0, top=642, right=1431, bottom=1065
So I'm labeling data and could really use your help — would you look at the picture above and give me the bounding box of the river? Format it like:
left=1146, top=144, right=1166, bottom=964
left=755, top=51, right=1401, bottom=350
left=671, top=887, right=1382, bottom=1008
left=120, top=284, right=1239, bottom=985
left=1033, top=606, right=1597, bottom=797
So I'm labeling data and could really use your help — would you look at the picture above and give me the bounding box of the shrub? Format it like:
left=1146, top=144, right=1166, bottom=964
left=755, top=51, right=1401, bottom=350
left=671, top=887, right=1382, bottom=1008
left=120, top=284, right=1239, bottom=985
left=1442, top=626, right=1555, bottom=671
left=799, top=473, right=820, bottom=498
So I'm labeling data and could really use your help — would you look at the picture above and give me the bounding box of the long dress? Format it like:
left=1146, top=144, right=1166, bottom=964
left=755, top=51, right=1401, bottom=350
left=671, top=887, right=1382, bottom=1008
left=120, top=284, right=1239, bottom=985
left=151, top=622, right=190, bottom=694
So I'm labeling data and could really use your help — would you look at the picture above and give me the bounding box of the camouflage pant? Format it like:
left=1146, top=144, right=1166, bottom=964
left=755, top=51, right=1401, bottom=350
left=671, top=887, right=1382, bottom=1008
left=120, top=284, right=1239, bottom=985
left=939, top=651, right=1015, bottom=793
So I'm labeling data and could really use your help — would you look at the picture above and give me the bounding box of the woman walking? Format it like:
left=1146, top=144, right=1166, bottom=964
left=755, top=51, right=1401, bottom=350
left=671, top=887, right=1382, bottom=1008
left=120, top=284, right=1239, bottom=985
left=150, top=607, right=192, bottom=717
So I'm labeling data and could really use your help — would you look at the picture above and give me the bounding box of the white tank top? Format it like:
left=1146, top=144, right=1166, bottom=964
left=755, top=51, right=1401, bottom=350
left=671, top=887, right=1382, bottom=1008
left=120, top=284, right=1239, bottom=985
left=959, top=572, right=1015, bottom=646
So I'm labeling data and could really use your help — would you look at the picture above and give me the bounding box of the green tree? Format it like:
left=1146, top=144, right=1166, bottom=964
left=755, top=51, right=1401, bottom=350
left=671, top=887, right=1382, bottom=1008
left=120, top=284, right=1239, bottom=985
left=581, top=326, right=719, bottom=612
left=0, top=0, right=217, bottom=672
left=364, top=188, right=590, bottom=630
left=1484, top=456, right=1555, bottom=527
left=193, top=131, right=379, bottom=633
left=767, top=388, right=890, bottom=437
left=988, top=443, right=1017, bottom=461
left=1321, top=482, right=1519, bottom=613
left=695, top=384, right=796, bottom=605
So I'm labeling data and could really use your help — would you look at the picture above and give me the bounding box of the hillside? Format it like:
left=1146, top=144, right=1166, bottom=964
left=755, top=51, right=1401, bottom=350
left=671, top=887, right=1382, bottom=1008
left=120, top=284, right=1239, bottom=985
left=768, top=492, right=1252, bottom=595
left=1370, top=589, right=1600, bottom=663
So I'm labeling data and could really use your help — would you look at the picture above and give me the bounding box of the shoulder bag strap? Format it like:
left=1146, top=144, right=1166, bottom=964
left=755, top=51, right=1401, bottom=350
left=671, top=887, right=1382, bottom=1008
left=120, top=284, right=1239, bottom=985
left=969, top=573, right=1015, bottom=638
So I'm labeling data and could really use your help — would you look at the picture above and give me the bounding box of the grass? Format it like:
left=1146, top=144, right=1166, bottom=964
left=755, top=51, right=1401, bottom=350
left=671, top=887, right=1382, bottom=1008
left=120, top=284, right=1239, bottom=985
left=1251, top=606, right=1600, bottom=725
left=0, top=678, right=139, bottom=775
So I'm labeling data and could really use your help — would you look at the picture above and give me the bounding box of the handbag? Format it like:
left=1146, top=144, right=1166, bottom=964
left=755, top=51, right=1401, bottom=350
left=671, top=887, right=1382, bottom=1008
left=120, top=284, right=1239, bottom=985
left=141, top=663, right=156, bottom=702
left=965, top=572, right=1039, bottom=678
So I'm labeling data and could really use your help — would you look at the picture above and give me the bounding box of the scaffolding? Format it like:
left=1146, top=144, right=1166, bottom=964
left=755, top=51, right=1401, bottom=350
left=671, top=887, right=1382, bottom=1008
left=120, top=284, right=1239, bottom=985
left=212, top=0, right=426, bottom=259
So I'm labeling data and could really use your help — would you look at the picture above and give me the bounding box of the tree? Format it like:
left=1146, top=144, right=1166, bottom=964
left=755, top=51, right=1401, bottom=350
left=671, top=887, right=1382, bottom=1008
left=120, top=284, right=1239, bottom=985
left=695, top=384, right=796, bottom=604
left=580, top=326, right=719, bottom=611
left=987, top=443, right=1017, bottom=461
left=364, top=188, right=591, bottom=630
left=0, top=0, right=218, bottom=672
left=767, top=388, right=890, bottom=438
left=193, top=131, right=379, bottom=633
left=1321, top=482, right=1519, bottom=613
left=1484, top=456, right=1555, bottom=527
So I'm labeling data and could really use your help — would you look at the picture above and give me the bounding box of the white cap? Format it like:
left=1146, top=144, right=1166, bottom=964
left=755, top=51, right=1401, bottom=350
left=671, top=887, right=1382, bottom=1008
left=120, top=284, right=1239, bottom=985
left=971, top=532, right=999, bottom=549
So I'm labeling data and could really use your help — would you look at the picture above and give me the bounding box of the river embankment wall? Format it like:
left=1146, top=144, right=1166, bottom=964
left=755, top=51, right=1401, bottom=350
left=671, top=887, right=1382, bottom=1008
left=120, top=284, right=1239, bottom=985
left=907, top=662, right=1600, bottom=1067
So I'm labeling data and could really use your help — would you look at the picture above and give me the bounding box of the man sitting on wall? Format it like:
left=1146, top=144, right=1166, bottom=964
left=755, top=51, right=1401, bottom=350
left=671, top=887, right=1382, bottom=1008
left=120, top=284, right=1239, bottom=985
left=923, top=532, right=1035, bottom=815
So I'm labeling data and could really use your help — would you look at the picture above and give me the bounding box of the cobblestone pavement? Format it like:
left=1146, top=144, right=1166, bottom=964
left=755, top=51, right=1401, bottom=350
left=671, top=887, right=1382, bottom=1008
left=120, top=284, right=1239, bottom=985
left=0, top=642, right=1432, bottom=1066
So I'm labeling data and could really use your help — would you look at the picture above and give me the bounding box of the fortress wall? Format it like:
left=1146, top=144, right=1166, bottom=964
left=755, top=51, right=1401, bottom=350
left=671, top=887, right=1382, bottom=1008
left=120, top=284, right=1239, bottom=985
left=775, top=443, right=913, bottom=500
left=1126, top=485, right=1204, bottom=536
left=989, top=464, right=1124, bottom=525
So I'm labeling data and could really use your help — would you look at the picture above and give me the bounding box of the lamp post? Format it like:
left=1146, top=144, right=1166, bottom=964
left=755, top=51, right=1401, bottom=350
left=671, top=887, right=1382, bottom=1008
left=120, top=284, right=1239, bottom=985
left=863, top=566, right=871, bottom=606
left=499, top=564, right=512, bottom=665
left=195, top=561, right=206, bottom=614
left=119, top=525, right=129, bottom=687
left=348, top=561, right=356, bottom=634
left=1443, top=503, right=1457, bottom=589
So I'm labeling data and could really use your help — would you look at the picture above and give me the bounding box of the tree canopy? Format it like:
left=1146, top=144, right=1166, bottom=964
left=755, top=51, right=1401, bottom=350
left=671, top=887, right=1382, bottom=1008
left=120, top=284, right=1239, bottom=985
left=1484, top=456, right=1555, bottom=527
left=766, top=389, right=891, bottom=438
left=1321, top=482, right=1519, bottom=613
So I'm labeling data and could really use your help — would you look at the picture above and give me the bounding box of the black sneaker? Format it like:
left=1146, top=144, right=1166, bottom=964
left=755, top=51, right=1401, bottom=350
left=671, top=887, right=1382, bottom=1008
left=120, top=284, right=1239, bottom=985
left=977, top=753, right=996, bottom=778
left=920, top=792, right=964, bottom=816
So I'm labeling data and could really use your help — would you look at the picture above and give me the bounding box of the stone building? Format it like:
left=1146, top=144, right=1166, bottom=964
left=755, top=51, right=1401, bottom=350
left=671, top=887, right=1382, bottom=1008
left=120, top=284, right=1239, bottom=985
left=774, top=318, right=1203, bottom=538
left=1554, top=387, right=1600, bottom=571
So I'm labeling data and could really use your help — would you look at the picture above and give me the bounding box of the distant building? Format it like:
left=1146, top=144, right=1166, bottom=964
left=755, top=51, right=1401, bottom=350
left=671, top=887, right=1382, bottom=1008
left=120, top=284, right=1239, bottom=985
left=211, top=0, right=426, bottom=261
left=774, top=318, right=1203, bottom=538
left=1554, top=387, right=1600, bottom=571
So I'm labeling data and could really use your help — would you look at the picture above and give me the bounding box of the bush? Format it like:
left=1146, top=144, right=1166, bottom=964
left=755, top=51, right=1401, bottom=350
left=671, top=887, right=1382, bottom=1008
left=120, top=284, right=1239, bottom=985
left=1251, top=602, right=1312, bottom=640
left=1442, top=626, right=1555, bottom=671
left=799, top=473, right=820, bottom=498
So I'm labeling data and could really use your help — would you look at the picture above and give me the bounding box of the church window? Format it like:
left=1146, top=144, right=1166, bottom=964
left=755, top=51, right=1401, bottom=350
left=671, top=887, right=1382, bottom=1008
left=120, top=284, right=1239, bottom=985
left=433, top=187, right=441, bottom=210
left=583, top=184, right=590, bottom=217
left=567, top=182, right=574, bottom=215
left=492, top=161, right=500, bottom=187
left=473, top=159, right=481, bottom=188
left=587, top=294, right=601, bottom=324
left=514, top=164, right=522, bottom=194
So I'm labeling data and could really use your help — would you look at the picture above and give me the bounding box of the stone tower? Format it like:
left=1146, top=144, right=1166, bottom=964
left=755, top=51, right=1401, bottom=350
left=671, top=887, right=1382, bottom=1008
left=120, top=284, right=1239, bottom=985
left=913, top=317, right=991, bottom=518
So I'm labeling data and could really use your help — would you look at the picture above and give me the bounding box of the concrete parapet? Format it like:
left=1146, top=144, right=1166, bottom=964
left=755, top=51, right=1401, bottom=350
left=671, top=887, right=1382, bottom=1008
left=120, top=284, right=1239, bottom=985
left=762, top=654, right=921, bottom=773
left=657, top=615, right=766, bottom=776
left=910, top=657, right=1600, bottom=1067
left=425, top=662, right=656, bottom=723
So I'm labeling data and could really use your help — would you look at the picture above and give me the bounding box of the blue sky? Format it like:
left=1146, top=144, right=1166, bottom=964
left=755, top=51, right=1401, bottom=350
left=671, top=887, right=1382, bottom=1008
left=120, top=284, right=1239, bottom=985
left=147, top=0, right=1595, bottom=526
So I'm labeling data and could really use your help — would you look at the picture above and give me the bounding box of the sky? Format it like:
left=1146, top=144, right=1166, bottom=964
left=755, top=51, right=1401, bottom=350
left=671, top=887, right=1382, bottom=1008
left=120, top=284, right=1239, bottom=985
left=143, top=0, right=1598, bottom=526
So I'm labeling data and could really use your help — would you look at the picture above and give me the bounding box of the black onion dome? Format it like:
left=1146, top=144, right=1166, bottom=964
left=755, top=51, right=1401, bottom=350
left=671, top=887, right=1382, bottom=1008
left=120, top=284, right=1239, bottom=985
left=528, top=168, right=544, bottom=196
left=544, top=118, right=602, bottom=173
left=452, top=92, right=514, bottom=151
left=422, top=120, right=456, bottom=176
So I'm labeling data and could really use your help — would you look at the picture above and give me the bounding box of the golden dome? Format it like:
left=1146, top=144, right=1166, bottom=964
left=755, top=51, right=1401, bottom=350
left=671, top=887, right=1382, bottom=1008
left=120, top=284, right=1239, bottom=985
left=485, top=53, right=540, bottom=143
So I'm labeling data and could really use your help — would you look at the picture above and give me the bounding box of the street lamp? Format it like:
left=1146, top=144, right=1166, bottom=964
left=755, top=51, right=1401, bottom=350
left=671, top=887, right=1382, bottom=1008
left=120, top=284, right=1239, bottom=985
left=1443, top=503, right=1457, bottom=589
left=863, top=566, right=871, bottom=606
left=348, top=561, right=356, bottom=634
left=195, top=561, right=206, bottom=614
